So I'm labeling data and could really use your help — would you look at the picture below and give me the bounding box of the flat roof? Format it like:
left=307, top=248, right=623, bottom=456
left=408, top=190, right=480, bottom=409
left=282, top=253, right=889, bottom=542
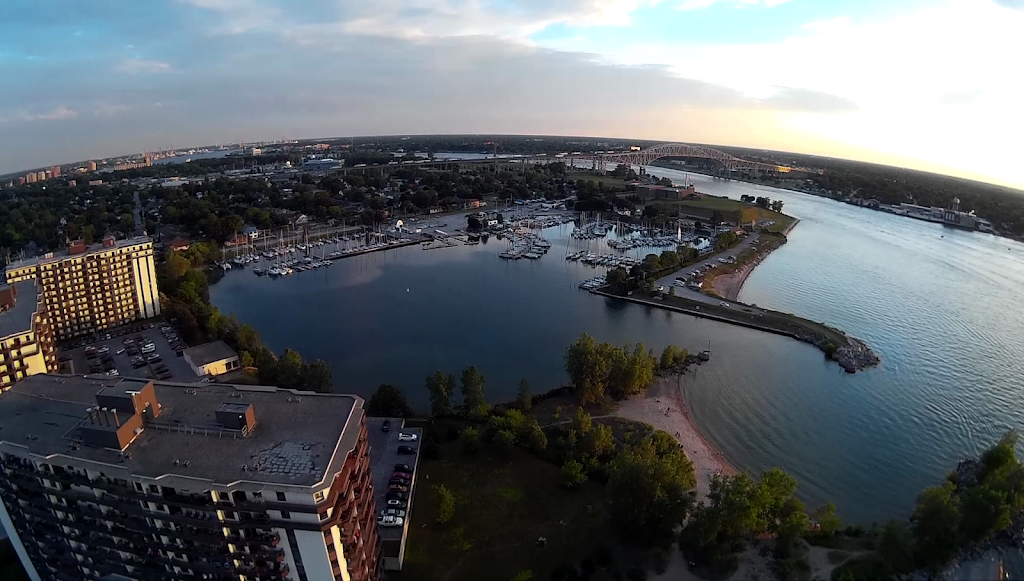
left=4, top=235, right=153, bottom=272
left=0, top=374, right=362, bottom=487
left=0, top=282, right=39, bottom=340
left=183, top=340, right=238, bottom=367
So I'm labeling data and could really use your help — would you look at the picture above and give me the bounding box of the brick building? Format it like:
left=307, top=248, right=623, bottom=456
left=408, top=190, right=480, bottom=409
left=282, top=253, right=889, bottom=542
left=0, top=283, right=57, bottom=390
left=4, top=236, right=160, bottom=341
left=0, top=375, right=381, bottom=581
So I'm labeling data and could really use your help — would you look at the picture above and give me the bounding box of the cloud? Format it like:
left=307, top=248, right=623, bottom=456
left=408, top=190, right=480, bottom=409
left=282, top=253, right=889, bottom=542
left=758, top=87, right=859, bottom=113
left=183, top=0, right=655, bottom=40
left=22, top=107, right=79, bottom=121
left=115, top=58, right=172, bottom=74
left=993, top=0, right=1023, bottom=9
left=676, top=0, right=791, bottom=10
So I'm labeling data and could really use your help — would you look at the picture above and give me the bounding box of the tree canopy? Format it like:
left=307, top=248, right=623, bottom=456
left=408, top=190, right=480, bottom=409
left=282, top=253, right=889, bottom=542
left=366, top=384, right=413, bottom=418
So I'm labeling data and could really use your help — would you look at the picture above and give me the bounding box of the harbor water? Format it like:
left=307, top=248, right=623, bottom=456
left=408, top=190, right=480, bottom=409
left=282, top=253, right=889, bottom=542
left=210, top=171, right=1024, bottom=524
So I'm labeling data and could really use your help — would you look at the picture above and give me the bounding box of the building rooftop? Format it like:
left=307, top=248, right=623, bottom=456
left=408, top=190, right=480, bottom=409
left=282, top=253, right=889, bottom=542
left=0, top=374, right=362, bottom=488
left=183, top=340, right=238, bottom=367
left=4, top=235, right=153, bottom=272
left=0, top=282, right=39, bottom=340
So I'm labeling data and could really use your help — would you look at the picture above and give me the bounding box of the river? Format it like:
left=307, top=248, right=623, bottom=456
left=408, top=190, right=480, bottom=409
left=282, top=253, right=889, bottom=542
left=210, top=169, right=1024, bottom=524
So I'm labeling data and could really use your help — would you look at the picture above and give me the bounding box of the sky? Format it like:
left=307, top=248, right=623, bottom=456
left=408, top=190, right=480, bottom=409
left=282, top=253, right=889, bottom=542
left=1, top=0, right=1022, bottom=188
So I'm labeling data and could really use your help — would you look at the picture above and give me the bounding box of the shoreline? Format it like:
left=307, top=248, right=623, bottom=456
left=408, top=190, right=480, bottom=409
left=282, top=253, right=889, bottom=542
left=712, top=219, right=800, bottom=301
left=615, top=374, right=736, bottom=499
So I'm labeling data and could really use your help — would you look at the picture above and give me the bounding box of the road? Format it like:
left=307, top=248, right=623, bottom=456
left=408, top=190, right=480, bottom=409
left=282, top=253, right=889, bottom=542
left=654, top=233, right=764, bottom=314
left=132, top=191, right=144, bottom=236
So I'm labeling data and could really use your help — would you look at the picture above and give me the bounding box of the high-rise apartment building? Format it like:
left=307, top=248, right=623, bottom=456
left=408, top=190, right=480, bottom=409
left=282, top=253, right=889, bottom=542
left=87, top=161, right=98, bottom=172
left=48, top=166, right=61, bottom=179
left=0, top=283, right=57, bottom=391
left=4, top=236, right=160, bottom=341
left=0, top=375, right=381, bottom=581
left=25, top=173, right=37, bottom=184
left=37, top=172, right=47, bottom=182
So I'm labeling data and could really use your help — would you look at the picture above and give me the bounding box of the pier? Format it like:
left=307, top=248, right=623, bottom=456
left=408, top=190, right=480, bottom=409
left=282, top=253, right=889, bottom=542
left=588, top=288, right=879, bottom=373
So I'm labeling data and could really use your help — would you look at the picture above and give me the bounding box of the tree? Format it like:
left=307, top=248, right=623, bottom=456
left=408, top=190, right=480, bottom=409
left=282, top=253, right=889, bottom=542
left=777, top=497, right=809, bottom=543
left=166, top=251, right=190, bottom=278
left=608, top=343, right=657, bottom=399
left=366, top=384, right=413, bottom=417
left=582, top=423, right=615, bottom=458
left=562, top=459, right=587, bottom=489
left=572, top=406, right=592, bottom=435
left=434, top=484, right=456, bottom=524
left=564, top=333, right=612, bottom=405
left=461, top=426, right=482, bottom=454
left=811, top=502, right=842, bottom=536
left=753, top=467, right=799, bottom=534
left=609, top=437, right=695, bottom=545
left=510, top=571, right=533, bottom=581
left=659, top=250, right=679, bottom=269
left=959, top=485, right=1011, bottom=544
left=517, top=379, right=532, bottom=411
left=605, top=267, right=628, bottom=289
left=526, top=421, right=548, bottom=451
left=302, top=359, right=333, bottom=393
left=911, top=482, right=962, bottom=572
left=425, top=371, right=453, bottom=416
left=460, top=366, right=489, bottom=418
left=493, top=429, right=516, bottom=455
left=771, top=200, right=784, bottom=213
left=668, top=286, right=676, bottom=297
left=276, top=348, right=304, bottom=390
left=877, top=519, right=915, bottom=576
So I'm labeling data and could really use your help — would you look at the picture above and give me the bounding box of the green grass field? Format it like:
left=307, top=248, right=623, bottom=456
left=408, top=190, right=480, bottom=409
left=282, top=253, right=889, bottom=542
left=673, top=196, right=794, bottom=232
left=398, top=440, right=616, bottom=581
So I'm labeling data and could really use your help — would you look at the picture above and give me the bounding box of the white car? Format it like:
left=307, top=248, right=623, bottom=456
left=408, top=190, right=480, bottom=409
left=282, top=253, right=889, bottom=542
left=397, top=433, right=418, bottom=442
left=379, top=508, right=406, bottom=518
left=386, top=499, right=406, bottom=508
left=115, top=348, right=126, bottom=355
left=377, top=515, right=404, bottom=527
left=719, top=301, right=730, bottom=308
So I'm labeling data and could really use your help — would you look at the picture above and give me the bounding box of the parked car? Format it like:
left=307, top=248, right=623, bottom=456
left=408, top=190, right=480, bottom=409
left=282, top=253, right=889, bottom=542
left=397, top=433, right=418, bottom=442
left=385, top=491, right=407, bottom=501
left=379, top=508, right=406, bottom=518
left=389, top=479, right=409, bottom=486
left=377, top=516, right=403, bottom=527
left=393, top=464, right=411, bottom=473
left=392, top=472, right=412, bottom=480
left=388, top=484, right=408, bottom=493
left=386, top=499, right=406, bottom=508
left=382, top=420, right=390, bottom=433
left=397, top=446, right=417, bottom=455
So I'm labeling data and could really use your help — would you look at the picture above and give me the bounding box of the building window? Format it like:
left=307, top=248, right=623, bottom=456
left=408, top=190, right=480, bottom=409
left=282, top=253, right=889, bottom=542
left=280, top=511, right=290, bottom=519
left=276, top=491, right=286, bottom=502
left=319, top=511, right=329, bottom=521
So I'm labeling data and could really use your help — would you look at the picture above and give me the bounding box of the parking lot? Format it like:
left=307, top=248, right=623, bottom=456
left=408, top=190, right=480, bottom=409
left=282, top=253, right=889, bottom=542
left=366, top=417, right=423, bottom=571
left=62, top=322, right=197, bottom=382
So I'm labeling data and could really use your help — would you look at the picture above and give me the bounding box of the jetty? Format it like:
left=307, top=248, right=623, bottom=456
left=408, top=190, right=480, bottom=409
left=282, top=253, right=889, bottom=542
left=589, top=288, right=879, bottom=373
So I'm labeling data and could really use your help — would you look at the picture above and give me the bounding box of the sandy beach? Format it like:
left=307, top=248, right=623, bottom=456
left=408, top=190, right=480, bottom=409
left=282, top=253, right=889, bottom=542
left=711, top=263, right=757, bottom=301
left=711, top=218, right=800, bottom=301
left=615, top=374, right=736, bottom=500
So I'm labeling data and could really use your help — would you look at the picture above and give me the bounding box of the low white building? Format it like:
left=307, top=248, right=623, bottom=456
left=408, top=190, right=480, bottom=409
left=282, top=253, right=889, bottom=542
left=183, top=340, right=240, bottom=377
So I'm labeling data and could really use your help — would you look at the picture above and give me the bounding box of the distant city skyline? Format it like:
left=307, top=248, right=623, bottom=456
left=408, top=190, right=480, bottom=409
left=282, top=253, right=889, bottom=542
left=1, top=0, right=1021, bottom=188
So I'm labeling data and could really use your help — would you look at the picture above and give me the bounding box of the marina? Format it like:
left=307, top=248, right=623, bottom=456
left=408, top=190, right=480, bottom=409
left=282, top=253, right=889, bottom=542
left=211, top=172, right=1024, bottom=525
